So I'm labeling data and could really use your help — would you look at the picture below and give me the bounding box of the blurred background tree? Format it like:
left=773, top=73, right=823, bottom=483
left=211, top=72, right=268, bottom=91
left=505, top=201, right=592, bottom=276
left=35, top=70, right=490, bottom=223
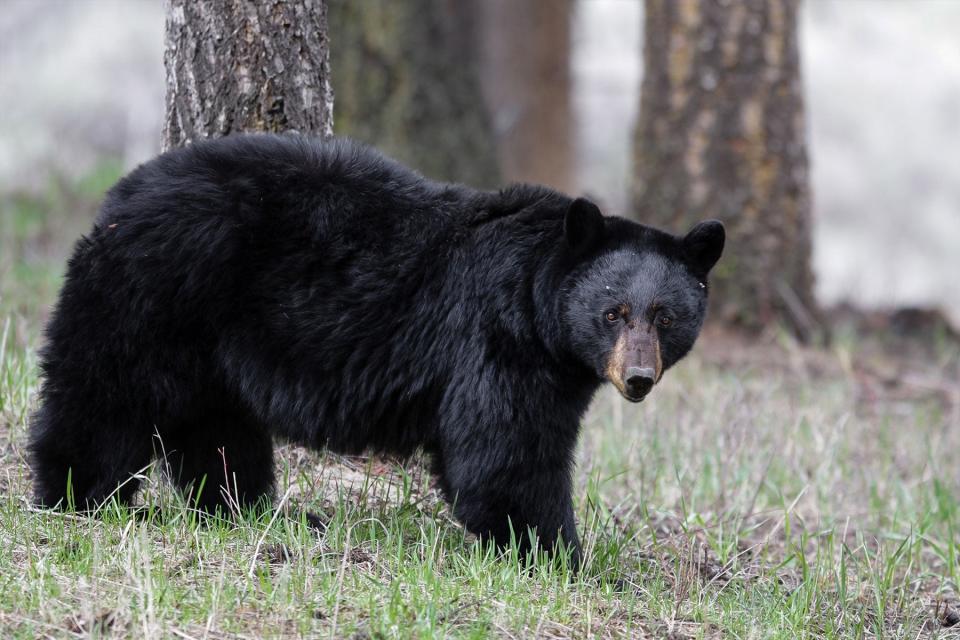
left=476, top=0, right=574, bottom=193
left=163, top=0, right=333, bottom=149
left=633, top=0, right=820, bottom=340
left=328, top=0, right=499, bottom=188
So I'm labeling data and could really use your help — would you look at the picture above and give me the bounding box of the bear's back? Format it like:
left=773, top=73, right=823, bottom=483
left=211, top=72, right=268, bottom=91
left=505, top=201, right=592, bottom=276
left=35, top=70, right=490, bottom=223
left=71, top=135, right=470, bottom=317
left=101, top=135, right=457, bottom=234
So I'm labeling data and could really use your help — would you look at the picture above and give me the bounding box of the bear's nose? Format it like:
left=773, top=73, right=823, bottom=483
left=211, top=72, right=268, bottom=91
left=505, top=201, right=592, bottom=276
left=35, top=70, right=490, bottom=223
left=624, top=366, right=655, bottom=400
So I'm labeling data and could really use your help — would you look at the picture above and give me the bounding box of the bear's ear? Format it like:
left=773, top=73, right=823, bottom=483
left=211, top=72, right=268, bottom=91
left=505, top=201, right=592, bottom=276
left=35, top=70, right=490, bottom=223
left=682, top=219, right=725, bottom=276
left=564, top=198, right=605, bottom=257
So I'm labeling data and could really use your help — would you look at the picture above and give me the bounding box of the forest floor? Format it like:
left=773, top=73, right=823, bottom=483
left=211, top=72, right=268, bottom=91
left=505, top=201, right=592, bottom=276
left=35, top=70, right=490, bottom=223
left=1, top=169, right=959, bottom=639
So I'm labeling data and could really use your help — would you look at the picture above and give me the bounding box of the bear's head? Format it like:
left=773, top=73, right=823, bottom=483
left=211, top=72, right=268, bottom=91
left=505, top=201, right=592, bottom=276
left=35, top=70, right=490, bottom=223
left=561, top=198, right=724, bottom=402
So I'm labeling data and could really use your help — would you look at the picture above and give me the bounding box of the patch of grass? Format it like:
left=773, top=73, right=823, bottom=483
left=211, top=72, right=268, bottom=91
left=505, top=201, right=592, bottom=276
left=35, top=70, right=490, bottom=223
left=1, top=165, right=959, bottom=637
left=2, top=334, right=958, bottom=638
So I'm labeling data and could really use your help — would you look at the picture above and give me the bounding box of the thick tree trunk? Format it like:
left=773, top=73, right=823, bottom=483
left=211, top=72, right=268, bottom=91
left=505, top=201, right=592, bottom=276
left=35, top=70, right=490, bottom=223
left=328, top=0, right=499, bottom=188
left=163, top=0, right=333, bottom=150
left=477, top=0, right=574, bottom=192
left=633, top=0, right=819, bottom=339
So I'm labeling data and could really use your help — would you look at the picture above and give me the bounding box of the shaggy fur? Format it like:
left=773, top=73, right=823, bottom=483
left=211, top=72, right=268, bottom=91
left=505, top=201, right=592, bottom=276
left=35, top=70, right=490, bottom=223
left=29, top=134, right=724, bottom=564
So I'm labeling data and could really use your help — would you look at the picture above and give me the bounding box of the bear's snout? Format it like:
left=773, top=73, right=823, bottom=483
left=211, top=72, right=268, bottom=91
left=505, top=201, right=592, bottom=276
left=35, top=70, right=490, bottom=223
left=606, top=322, right=663, bottom=402
left=624, top=366, right=655, bottom=401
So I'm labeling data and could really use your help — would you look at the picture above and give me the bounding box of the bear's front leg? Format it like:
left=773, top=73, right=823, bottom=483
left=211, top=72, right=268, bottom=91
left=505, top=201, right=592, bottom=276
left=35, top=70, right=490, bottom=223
left=438, top=445, right=582, bottom=568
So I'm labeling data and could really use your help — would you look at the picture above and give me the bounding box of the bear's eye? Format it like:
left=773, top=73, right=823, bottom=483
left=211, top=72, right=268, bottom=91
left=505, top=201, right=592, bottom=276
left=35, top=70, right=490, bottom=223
left=604, top=309, right=620, bottom=323
left=657, top=315, right=673, bottom=328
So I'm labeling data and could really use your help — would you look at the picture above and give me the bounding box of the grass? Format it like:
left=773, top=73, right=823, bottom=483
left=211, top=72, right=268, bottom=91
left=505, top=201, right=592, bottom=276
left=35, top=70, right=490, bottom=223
left=1, top=167, right=959, bottom=638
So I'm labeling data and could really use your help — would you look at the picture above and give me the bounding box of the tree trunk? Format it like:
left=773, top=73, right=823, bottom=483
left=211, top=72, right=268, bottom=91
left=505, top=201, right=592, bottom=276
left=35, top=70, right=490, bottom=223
left=163, top=0, right=333, bottom=150
left=633, top=0, right=819, bottom=340
left=328, top=0, right=499, bottom=188
left=477, top=0, right=574, bottom=192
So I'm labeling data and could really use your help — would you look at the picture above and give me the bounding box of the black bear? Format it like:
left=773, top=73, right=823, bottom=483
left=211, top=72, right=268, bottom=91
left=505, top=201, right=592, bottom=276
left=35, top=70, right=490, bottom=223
left=30, top=134, right=723, bottom=564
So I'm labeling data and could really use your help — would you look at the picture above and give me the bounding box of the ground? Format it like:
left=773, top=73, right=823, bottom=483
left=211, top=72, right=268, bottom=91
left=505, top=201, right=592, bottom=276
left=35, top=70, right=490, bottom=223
left=1, top=168, right=959, bottom=639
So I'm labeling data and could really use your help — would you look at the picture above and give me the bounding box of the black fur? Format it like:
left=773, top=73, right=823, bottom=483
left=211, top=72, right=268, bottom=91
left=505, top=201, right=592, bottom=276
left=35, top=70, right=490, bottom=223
left=29, top=134, right=723, bottom=564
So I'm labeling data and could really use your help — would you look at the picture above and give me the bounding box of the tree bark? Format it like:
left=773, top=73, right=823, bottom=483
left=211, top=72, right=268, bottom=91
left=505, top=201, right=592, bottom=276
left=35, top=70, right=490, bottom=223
left=633, top=0, right=819, bottom=339
left=477, top=0, right=574, bottom=192
left=163, top=0, right=333, bottom=150
left=328, top=0, right=499, bottom=188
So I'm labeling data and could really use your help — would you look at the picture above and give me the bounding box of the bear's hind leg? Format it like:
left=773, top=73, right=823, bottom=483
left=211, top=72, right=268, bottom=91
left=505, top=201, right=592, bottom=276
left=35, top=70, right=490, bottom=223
left=29, top=398, right=153, bottom=510
left=162, top=405, right=275, bottom=517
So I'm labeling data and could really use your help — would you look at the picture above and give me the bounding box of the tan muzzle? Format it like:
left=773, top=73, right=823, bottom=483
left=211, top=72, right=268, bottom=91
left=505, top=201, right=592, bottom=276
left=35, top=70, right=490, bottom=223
left=606, top=323, right=662, bottom=402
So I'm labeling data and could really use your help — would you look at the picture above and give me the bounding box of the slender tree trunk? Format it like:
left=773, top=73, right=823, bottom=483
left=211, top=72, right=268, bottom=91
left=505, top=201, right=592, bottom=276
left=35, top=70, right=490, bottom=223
left=328, top=0, right=499, bottom=188
left=477, top=0, right=574, bottom=192
left=633, top=0, right=819, bottom=340
left=163, top=0, right=333, bottom=150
